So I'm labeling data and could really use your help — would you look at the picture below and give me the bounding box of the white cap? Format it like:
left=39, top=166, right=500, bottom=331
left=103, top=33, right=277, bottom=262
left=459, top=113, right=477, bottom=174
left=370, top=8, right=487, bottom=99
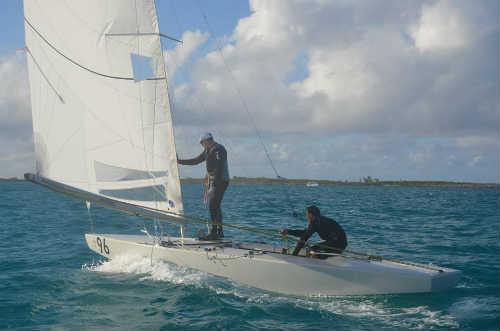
left=199, top=132, right=213, bottom=142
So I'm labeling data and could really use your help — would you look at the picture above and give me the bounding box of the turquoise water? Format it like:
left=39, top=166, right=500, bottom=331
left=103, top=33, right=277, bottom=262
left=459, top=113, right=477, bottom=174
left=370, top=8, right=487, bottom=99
left=1, top=181, right=499, bottom=330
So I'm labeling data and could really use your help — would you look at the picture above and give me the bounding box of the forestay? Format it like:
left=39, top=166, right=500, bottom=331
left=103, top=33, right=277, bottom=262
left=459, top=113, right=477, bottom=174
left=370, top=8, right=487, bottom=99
left=23, top=0, right=183, bottom=215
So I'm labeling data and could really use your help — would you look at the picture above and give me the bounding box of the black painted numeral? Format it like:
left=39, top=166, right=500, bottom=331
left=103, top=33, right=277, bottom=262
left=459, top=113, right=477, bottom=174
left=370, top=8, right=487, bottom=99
left=96, top=237, right=110, bottom=255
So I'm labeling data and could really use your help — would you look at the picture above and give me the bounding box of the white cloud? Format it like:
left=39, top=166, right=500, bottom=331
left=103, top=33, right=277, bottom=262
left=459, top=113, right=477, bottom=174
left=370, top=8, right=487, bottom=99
left=410, top=0, right=471, bottom=52
left=468, top=155, right=482, bottom=167
left=164, top=30, right=209, bottom=79
left=167, top=0, right=498, bottom=182
left=0, top=52, right=31, bottom=126
left=455, top=135, right=499, bottom=149
left=0, top=152, right=32, bottom=162
left=172, top=0, right=498, bottom=138
left=0, top=52, right=34, bottom=178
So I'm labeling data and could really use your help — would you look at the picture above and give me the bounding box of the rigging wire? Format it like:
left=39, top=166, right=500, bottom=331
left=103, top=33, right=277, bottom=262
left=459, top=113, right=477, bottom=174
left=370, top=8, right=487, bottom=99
left=193, top=0, right=299, bottom=217
left=193, top=1, right=279, bottom=178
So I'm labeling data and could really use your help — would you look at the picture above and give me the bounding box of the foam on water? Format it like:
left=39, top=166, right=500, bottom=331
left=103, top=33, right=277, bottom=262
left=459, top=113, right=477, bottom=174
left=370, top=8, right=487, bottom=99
left=83, top=254, right=207, bottom=286
left=245, top=294, right=459, bottom=329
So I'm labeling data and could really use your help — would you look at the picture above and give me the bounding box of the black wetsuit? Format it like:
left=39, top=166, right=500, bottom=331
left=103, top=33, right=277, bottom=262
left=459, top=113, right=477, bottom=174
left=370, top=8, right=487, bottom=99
left=288, top=215, right=347, bottom=256
left=178, top=142, right=229, bottom=236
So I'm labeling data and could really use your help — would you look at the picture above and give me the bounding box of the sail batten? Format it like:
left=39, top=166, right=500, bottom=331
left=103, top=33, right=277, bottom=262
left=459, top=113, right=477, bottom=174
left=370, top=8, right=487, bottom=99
left=24, top=0, right=183, bottom=215
left=106, top=32, right=183, bottom=44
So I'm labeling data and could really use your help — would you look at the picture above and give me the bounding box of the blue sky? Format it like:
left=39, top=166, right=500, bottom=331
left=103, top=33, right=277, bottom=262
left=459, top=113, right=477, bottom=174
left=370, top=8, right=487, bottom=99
left=0, top=2, right=25, bottom=53
left=1, top=0, right=499, bottom=182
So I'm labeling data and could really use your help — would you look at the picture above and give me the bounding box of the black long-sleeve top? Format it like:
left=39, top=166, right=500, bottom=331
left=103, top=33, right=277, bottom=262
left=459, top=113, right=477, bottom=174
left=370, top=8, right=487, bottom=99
left=288, top=215, right=347, bottom=245
left=178, top=142, right=229, bottom=184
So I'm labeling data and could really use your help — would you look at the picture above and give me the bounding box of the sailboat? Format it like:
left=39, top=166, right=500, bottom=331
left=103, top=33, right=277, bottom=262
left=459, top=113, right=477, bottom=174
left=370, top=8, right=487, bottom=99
left=22, top=0, right=460, bottom=296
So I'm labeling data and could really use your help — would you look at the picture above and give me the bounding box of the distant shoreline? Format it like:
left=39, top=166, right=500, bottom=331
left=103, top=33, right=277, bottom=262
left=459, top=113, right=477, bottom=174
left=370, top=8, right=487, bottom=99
left=2, top=176, right=498, bottom=188
left=0, top=177, right=24, bottom=181
left=180, top=176, right=500, bottom=189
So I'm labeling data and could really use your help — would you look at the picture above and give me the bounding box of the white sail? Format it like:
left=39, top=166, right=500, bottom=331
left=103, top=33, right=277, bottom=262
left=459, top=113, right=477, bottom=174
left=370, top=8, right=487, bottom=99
left=23, top=0, right=183, bottom=214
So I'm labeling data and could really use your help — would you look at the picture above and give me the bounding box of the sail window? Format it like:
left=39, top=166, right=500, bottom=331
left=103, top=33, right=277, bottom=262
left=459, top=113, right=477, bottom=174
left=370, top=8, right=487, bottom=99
left=95, top=161, right=167, bottom=182
left=130, top=53, right=155, bottom=81
left=99, top=185, right=166, bottom=202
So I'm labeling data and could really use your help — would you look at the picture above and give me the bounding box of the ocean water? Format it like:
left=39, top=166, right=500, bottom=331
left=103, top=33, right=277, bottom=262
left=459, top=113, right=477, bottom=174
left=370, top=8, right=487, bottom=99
left=0, top=181, right=499, bottom=330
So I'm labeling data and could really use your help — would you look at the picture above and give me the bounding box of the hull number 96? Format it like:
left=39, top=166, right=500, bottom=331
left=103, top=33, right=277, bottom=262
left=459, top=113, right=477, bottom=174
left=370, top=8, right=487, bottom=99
left=96, top=237, right=110, bottom=255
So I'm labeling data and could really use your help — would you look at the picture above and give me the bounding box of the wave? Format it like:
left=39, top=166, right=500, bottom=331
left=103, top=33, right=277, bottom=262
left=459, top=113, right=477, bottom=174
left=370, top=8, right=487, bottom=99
left=450, top=296, right=500, bottom=319
left=82, top=254, right=461, bottom=330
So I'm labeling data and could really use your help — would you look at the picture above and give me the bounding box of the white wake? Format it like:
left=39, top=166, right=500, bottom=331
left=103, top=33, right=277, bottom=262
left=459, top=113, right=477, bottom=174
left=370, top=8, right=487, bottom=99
left=83, top=254, right=206, bottom=286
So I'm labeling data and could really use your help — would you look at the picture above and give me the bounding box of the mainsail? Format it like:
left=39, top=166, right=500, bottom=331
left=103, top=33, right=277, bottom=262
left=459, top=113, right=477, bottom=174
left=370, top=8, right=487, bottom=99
left=23, top=0, right=183, bottom=218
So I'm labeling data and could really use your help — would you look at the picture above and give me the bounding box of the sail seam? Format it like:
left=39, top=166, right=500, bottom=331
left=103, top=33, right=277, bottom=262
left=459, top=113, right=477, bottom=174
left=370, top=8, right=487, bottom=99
left=25, top=46, right=64, bottom=102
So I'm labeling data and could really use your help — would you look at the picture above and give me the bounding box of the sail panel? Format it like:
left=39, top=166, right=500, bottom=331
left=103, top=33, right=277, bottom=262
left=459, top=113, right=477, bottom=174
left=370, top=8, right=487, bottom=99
left=25, top=173, right=185, bottom=225
left=99, top=185, right=166, bottom=202
left=94, top=161, right=167, bottom=182
left=24, top=0, right=183, bottom=214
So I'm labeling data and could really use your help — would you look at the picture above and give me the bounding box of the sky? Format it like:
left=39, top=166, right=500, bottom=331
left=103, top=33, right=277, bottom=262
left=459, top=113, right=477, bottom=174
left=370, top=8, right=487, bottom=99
left=0, top=0, right=499, bottom=182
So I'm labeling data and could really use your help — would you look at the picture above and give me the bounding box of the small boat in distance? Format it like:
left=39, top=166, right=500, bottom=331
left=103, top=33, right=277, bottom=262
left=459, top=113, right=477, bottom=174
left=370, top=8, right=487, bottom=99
left=306, top=181, right=319, bottom=187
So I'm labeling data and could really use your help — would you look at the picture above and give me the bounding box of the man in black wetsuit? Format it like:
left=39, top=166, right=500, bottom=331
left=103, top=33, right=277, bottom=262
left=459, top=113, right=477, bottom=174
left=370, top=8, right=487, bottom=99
left=281, top=205, right=347, bottom=258
left=177, top=133, right=229, bottom=240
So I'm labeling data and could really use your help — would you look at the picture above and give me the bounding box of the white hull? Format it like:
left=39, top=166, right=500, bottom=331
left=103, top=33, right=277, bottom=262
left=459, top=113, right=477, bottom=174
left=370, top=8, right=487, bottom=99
left=85, top=233, right=460, bottom=296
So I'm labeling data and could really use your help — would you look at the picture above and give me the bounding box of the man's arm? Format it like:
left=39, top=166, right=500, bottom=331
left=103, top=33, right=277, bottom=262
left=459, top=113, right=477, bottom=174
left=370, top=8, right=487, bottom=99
left=288, top=223, right=315, bottom=242
left=178, top=151, right=206, bottom=165
left=292, top=240, right=306, bottom=256
left=289, top=223, right=316, bottom=256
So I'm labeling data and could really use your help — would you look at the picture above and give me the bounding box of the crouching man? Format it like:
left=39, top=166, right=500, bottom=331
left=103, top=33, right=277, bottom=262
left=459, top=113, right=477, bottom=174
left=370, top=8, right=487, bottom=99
left=281, top=205, right=347, bottom=258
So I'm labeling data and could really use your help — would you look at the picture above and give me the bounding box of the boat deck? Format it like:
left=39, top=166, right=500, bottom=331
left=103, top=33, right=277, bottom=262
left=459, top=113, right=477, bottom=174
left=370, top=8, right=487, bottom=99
left=86, top=233, right=461, bottom=295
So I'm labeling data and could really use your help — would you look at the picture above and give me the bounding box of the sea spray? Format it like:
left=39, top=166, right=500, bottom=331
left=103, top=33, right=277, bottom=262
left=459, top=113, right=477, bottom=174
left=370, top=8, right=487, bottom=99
left=83, top=254, right=207, bottom=285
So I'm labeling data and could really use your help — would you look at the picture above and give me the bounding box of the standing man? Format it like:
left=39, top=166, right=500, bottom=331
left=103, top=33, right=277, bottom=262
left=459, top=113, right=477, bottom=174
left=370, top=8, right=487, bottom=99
left=177, top=133, right=229, bottom=240
left=281, top=205, right=347, bottom=258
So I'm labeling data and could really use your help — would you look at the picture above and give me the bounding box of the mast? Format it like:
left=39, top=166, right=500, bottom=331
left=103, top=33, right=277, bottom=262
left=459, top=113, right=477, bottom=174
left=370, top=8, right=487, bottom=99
left=151, top=0, right=187, bottom=235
